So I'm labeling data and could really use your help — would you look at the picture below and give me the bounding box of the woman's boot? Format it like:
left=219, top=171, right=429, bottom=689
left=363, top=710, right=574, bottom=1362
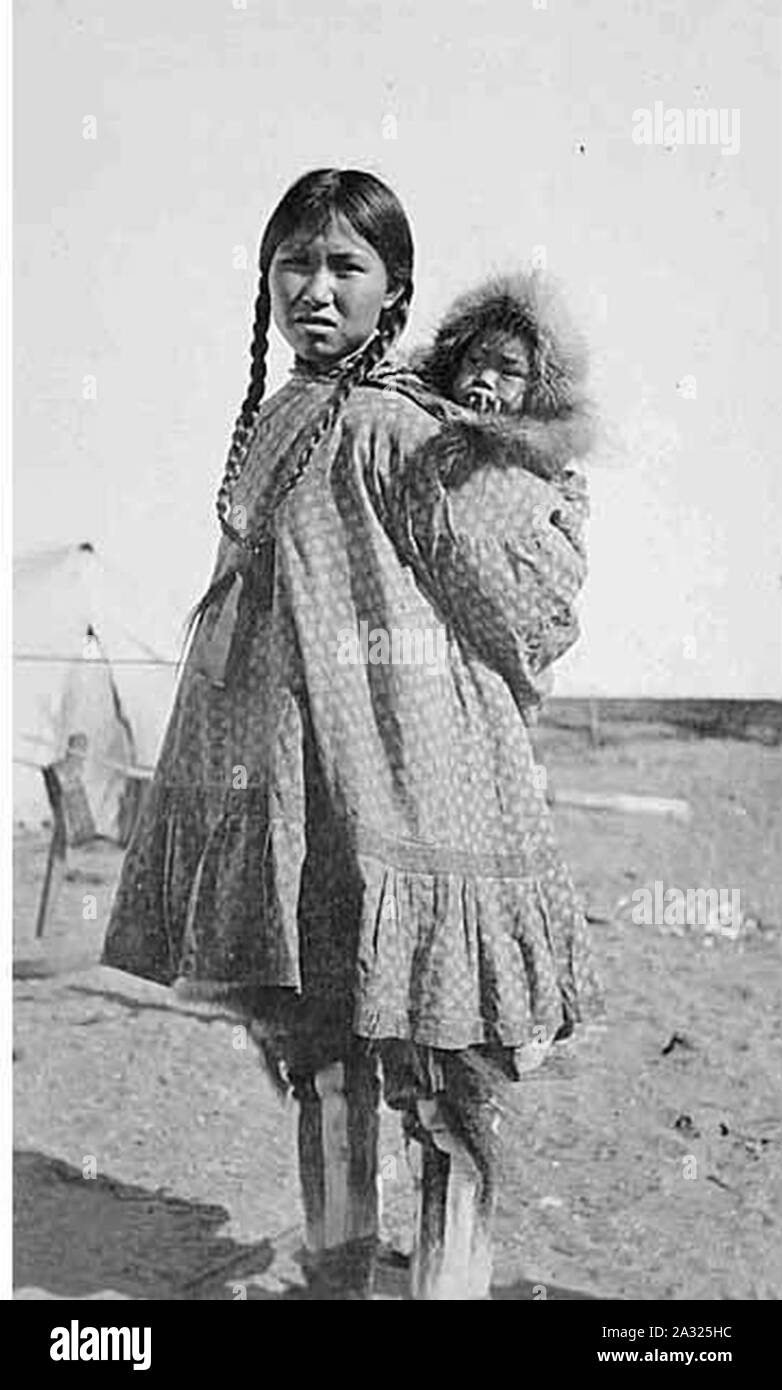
left=294, top=1053, right=381, bottom=1299
left=408, top=1094, right=496, bottom=1300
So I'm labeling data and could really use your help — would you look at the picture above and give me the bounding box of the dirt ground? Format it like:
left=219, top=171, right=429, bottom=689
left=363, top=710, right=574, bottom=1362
left=13, top=722, right=782, bottom=1300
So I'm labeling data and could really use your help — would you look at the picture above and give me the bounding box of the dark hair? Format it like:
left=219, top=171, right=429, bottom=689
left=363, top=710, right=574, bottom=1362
left=216, top=169, right=415, bottom=551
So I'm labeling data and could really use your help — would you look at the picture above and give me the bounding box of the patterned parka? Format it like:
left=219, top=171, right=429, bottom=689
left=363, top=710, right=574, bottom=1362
left=102, top=331, right=603, bottom=1068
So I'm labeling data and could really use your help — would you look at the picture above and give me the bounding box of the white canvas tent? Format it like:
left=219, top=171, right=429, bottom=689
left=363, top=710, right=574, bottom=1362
left=13, top=542, right=179, bottom=840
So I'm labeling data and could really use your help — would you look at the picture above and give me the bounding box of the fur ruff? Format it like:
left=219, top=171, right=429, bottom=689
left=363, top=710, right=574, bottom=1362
left=411, top=270, right=594, bottom=478
left=425, top=411, right=592, bottom=488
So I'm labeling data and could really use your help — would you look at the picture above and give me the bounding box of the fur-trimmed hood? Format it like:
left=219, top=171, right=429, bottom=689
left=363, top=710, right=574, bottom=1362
left=407, top=270, right=595, bottom=477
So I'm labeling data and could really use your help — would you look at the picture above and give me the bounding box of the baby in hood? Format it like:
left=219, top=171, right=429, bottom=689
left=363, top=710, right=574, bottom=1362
left=399, top=270, right=595, bottom=714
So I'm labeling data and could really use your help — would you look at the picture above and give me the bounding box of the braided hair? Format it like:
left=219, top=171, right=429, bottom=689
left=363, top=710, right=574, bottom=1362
left=214, top=278, right=271, bottom=543
left=216, top=169, right=415, bottom=554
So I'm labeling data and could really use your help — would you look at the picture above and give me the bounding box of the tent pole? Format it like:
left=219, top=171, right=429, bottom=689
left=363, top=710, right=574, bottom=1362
left=34, top=820, right=67, bottom=939
left=34, top=770, right=69, bottom=939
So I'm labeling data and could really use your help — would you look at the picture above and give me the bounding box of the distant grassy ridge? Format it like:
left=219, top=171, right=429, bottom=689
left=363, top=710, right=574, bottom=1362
left=543, top=698, right=782, bottom=745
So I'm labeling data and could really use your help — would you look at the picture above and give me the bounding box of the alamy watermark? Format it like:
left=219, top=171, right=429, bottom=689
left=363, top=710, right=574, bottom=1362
left=50, top=1321, right=151, bottom=1370
left=336, top=621, right=446, bottom=675
left=632, top=882, right=741, bottom=934
left=632, top=102, right=740, bottom=156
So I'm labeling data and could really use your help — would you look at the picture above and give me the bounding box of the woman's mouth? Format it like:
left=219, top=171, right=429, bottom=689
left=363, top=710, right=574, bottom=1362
left=296, top=315, right=337, bottom=329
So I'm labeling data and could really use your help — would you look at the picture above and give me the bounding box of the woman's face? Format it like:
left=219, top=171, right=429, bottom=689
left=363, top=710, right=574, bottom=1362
left=451, top=330, right=531, bottom=415
left=269, top=213, right=400, bottom=365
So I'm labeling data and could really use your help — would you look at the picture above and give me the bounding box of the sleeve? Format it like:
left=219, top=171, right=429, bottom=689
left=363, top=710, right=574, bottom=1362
left=382, top=422, right=589, bottom=702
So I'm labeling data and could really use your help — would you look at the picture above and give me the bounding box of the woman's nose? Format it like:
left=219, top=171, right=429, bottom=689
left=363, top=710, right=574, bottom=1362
left=302, top=265, right=334, bottom=306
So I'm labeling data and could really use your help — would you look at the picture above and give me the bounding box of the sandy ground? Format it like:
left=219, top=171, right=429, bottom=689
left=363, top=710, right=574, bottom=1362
left=13, top=723, right=782, bottom=1300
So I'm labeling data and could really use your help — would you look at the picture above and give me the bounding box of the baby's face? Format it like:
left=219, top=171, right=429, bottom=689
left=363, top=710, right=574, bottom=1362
left=451, top=329, right=531, bottom=415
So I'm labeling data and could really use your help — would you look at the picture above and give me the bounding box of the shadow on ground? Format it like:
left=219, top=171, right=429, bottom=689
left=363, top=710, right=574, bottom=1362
left=14, top=1150, right=601, bottom=1301
left=14, top=1150, right=279, bottom=1300
left=491, top=1277, right=600, bottom=1300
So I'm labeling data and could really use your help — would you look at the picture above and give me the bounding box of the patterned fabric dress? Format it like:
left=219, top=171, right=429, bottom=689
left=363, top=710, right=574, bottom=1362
left=101, top=358, right=603, bottom=1075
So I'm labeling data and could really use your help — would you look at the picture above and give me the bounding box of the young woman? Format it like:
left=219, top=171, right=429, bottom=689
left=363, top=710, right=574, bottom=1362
left=102, top=168, right=603, bottom=1300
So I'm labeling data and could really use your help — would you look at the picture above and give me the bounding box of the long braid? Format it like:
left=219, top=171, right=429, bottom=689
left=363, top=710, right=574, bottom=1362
left=216, top=280, right=413, bottom=556
left=215, top=276, right=271, bottom=543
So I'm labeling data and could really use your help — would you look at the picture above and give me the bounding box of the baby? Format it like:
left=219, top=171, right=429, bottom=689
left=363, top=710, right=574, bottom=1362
left=400, top=270, right=595, bottom=713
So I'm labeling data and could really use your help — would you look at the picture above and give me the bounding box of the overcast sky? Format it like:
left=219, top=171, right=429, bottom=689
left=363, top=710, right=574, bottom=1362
left=14, top=0, right=781, bottom=695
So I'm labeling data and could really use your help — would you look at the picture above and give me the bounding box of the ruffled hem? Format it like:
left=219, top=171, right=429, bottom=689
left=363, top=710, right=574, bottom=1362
left=350, top=842, right=603, bottom=1053
left=104, top=780, right=604, bottom=1059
